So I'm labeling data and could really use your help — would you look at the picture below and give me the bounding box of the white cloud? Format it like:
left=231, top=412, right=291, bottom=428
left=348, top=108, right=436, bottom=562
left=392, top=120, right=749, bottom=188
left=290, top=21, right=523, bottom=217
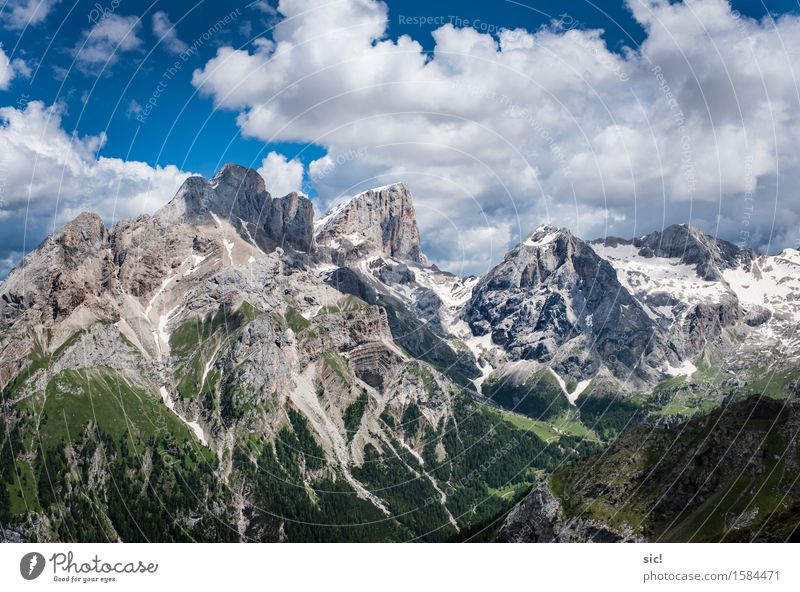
left=126, top=98, right=142, bottom=118
left=192, top=0, right=800, bottom=273
left=251, top=1, right=277, bottom=17
left=152, top=11, right=189, bottom=55
left=0, top=45, right=29, bottom=90
left=1, top=0, right=59, bottom=30
left=0, top=101, right=190, bottom=271
left=0, top=47, right=15, bottom=89
left=74, top=14, right=143, bottom=71
left=257, top=151, right=305, bottom=196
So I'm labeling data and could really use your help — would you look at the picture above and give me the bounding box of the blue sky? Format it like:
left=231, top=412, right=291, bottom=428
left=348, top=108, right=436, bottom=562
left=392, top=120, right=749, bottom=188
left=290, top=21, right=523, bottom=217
left=1, top=0, right=800, bottom=276
left=1, top=0, right=648, bottom=178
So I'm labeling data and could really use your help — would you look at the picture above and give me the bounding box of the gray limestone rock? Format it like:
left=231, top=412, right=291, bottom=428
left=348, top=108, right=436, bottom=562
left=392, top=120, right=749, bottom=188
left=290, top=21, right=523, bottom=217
left=315, top=183, right=424, bottom=263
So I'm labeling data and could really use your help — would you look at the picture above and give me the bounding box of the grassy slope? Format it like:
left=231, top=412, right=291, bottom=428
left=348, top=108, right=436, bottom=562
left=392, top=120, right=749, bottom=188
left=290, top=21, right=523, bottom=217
left=550, top=396, right=800, bottom=542
left=1, top=327, right=229, bottom=541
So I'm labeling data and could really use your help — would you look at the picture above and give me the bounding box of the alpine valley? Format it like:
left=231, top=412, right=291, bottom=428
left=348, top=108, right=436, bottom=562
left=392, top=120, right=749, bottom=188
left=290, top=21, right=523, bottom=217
left=2, top=165, right=799, bottom=542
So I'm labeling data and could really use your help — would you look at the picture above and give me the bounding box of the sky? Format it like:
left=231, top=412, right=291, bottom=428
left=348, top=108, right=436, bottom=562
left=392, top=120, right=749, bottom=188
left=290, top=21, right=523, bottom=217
left=1, top=0, right=799, bottom=278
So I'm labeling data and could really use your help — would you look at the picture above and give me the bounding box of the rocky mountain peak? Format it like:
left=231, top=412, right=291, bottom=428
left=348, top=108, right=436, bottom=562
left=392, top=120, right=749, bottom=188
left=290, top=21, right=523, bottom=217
left=464, top=222, right=661, bottom=384
left=315, top=182, right=424, bottom=264
left=58, top=211, right=105, bottom=237
left=211, top=162, right=267, bottom=196
left=8, top=211, right=109, bottom=279
left=51, top=212, right=108, bottom=259
left=516, top=225, right=575, bottom=258
left=632, top=223, right=744, bottom=281
left=158, top=164, right=315, bottom=253
left=0, top=210, right=114, bottom=328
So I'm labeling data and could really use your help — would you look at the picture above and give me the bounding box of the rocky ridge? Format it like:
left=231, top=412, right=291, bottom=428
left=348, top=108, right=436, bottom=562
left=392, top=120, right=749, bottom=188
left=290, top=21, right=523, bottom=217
left=2, top=163, right=800, bottom=543
left=315, top=183, right=424, bottom=264
left=500, top=396, right=800, bottom=542
left=0, top=165, right=583, bottom=542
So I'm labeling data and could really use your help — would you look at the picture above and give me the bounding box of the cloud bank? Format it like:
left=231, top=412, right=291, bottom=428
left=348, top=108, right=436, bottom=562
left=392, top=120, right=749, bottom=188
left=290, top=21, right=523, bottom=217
left=0, top=101, right=189, bottom=276
left=191, top=0, right=800, bottom=274
left=1, top=0, right=60, bottom=30
left=0, top=45, right=29, bottom=89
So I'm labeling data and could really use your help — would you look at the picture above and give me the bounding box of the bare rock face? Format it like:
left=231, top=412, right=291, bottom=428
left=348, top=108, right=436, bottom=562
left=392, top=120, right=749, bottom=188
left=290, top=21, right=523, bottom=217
left=684, top=293, right=741, bottom=350
left=464, top=225, right=663, bottom=384
left=633, top=224, right=752, bottom=281
left=315, top=183, right=424, bottom=263
left=158, top=163, right=315, bottom=253
left=266, top=191, right=315, bottom=254
left=1, top=212, right=114, bottom=325
left=498, top=481, right=644, bottom=543
left=112, top=214, right=187, bottom=299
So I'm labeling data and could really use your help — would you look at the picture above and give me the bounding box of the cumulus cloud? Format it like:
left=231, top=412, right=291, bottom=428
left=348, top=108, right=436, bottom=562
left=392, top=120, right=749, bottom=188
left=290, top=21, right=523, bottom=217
left=0, top=47, right=16, bottom=89
left=0, top=101, right=190, bottom=275
left=0, top=45, right=29, bottom=90
left=1, top=0, right=59, bottom=30
left=152, top=11, right=189, bottom=55
left=74, top=14, right=143, bottom=72
left=191, top=0, right=800, bottom=274
left=258, top=151, right=305, bottom=196
left=251, top=1, right=278, bottom=17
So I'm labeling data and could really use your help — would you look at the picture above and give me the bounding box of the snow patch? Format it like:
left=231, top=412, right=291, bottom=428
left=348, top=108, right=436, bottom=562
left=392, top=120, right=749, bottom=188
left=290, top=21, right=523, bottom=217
left=569, top=379, right=592, bottom=404
left=150, top=300, right=183, bottom=357
left=288, top=363, right=390, bottom=514
left=314, top=197, right=353, bottom=232
left=182, top=254, right=209, bottom=277
left=344, top=232, right=365, bottom=246
left=547, top=367, right=568, bottom=394
left=364, top=182, right=402, bottom=193
left=159, top=386, right=208, bottom=446
left=595, top=243, right=729, bottom=311
left=777, top=248, right=800, bottom=265
left=548, top=367, right=591, bottom=405
left=524, top=231, right=558, bottom=248
left=665, top=359, right=697, bottom=378
left=144, top=275, right=173, bottom=318
left=237, top=217, right=266, bottom=255
left=223, top=238, right=234, bottom=263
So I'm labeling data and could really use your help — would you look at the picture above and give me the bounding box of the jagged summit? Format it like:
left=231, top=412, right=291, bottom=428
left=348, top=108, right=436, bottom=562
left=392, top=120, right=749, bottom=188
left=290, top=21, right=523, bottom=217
left=209, top=162, right=269, bottom=201
left=591, top=223, right=752, bottom=281
left=157, top=163, right=314, bottom=253
left=517, top=224, right=573, bottom=250
left=633, top=224, right=747, bottom=281
left=315, top=181, right=424, bottom=264
left=2, top=164, right=800, bottom=543
left=464, top=222, right=662, bottom=386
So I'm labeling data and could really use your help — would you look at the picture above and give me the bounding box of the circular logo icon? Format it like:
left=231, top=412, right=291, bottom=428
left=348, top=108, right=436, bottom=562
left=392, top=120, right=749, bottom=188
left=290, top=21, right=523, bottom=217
left=20, top=552, right=46, bottom=580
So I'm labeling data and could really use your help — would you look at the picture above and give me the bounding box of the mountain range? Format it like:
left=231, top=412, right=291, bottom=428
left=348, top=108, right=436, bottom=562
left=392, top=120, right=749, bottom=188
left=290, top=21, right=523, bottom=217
left=1, top=164, right=798, bottom=542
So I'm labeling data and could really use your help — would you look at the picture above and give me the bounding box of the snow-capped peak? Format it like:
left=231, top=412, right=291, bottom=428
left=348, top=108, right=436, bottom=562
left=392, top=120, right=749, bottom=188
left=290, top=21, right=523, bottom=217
left=520, top=225, right=568, bottom=249
left=360, top=182, right=407, bottom=194
left=313, top=183, right=407, bottom=232
left=777, top=247, right=800, bottom=265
